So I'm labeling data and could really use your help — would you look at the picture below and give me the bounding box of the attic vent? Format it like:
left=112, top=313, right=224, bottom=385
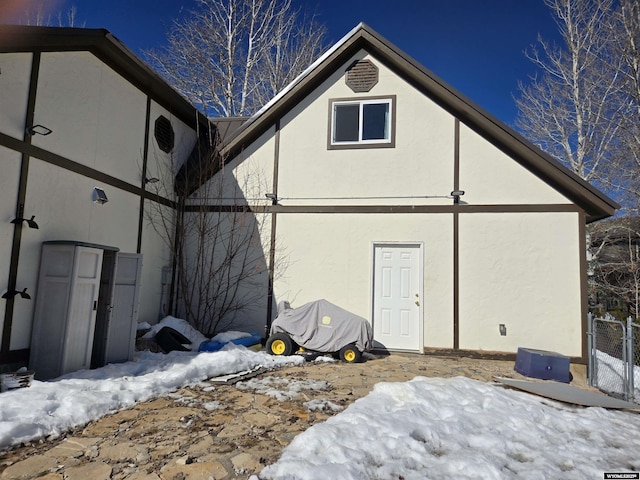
left=154, top=116, right=175, bottom=153
left=345, top=60, right=379, bottom=93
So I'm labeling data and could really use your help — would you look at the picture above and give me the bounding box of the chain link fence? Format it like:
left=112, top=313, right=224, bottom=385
left=588, top=313, right=639, bottom=403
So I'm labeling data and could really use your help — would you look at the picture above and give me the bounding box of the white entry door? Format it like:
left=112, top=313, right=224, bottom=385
left=372, top=244, right=422, bottom=351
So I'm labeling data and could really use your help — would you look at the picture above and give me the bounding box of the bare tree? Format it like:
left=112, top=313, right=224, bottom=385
left=514, top=0, right=623, bottom=184
left=11, top=1, right=84, bottom=27
left=145, top=0, right=326, bottom=118
left=515, top=0, right=640, bottom=314
left=604, top=0, right=640, bottom=214
left=145, top=126, right=285, bottom=336
left=590, top=217, right=640, bottom=319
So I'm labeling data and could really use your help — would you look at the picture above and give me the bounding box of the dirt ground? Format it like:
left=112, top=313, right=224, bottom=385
left=0, top=353, right=588, bottom=480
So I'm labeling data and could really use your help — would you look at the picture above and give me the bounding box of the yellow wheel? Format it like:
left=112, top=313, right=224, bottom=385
left=343, top=349, right=356, bottom=362
left=271, top=339, right=286, bottom=355
left=266, top=333, right=294, bottom=356
left=339, top=344, right=362, bottom=363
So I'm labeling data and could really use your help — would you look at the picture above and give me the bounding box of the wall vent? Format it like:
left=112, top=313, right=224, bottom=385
left=345, top=60, right=379, bottom=93
left=154, top=116, right=175, bottom=153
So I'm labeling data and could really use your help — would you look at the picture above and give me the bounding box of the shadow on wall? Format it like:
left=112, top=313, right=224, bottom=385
left=148, top=130, right=280, bottom=338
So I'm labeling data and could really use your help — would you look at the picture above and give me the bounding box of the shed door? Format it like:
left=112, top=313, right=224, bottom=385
left=372, top=244, right=422, bottom=351
left=105, top=253, right=143, bottom=364
left=92, top=253, right=143, bottom=366
left=62, top=247, right=103, bottom=374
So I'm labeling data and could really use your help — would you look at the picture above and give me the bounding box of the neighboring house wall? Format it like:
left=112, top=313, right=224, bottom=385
left=0, top=35, right=198, bottom=367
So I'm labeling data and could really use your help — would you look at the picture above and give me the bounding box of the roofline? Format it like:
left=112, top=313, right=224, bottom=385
left=220, top=23, right=619, bottom=223
left=0, top=25, right=206, bottom=129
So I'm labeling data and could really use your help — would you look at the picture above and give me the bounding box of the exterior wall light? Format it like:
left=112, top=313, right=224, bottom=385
left=2, top=288, right=31, bottom=300
left=11, top=215, right=39, bottom=229
left=26, top=125, right=53, bottom=136
left=265, top=193, right=279, bottom=205
left=93, top=187, right=108, bottom=204
left=450, top=190, right=465, bottom=204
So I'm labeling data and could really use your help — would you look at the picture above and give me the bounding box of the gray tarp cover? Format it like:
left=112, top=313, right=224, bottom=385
left=270, top=299, right=373, bottom=353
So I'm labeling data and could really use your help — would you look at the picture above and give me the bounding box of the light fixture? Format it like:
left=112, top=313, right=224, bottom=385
left=450, top=190, right=465, bottom=204
left=265, top=193, right=279, bottom=205
left=11, top=215, right=39, bottom=229
left=93, top=187, right=108, bottom=204
left=144, top=177, right=160, bottom=185
left=26, top=124, right=53, bottom=136
left=2, top=288, right=31, bottom=300
left=499, top=324, right=507, bottom=336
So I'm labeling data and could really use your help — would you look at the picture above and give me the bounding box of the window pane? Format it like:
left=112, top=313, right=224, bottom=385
left=334, top=104, right=359, bottom=142
left=362, top=103, right=389, bottom=140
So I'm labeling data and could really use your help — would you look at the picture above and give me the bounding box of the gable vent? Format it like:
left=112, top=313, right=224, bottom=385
left=345, top=60, right=379, bottom=93
left=154, top=116, right=175, bottom=153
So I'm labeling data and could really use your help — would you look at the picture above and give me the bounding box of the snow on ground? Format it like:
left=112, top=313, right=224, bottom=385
left=0, top=347, right=302, bottom=451
left=595, top=349, right=640, bottom=400
left=258, top=376, right=640, bottom=480
left=1, top=342, right=640, bottom=479
left=236, top=375, right=331, bottom=401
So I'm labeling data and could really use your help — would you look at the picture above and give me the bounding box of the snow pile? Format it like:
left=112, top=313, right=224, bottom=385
left=141, top=316, right=209, bottom=351
left=259, top=376, right=640, bottom=480
left=595, top=349, right=640, bottom=399
left=0, top=348, right=302, bottom=451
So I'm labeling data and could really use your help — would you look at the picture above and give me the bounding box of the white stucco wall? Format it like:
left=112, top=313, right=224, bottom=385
left=0, top=53, right=196, bottom=351
left=10, top=159, right=141, bottom=349
left=146, top=101, right=197, bottom=183
left=33, top=51, right=148, bottom=185
left=138, top=203, right=173, bottom=325
left=0, top=52, right=32, bottom=140
left=277, top=51, right=455, bottom=206
left=189, top=127, right=276, bottom=208
left=200, top=47, right=586, bottom=356
left=274, top=213, right=454, bottom=348
left=0, top=147, right=21, bottom=347
left=459, top=124, right=570, bottom=205
left=458, top=212, right=583, bottom=356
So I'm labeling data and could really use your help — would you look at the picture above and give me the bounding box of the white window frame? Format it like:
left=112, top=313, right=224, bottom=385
left=328, top=96, right=395, bottom=149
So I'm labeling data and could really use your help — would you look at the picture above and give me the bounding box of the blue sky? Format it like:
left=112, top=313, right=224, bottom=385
left=3, top=0, right=562, bottom=125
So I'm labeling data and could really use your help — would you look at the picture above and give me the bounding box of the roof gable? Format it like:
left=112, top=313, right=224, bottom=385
left=0, top=25, right=205, bottom=129
left=221, top=23, right=618, bottom=223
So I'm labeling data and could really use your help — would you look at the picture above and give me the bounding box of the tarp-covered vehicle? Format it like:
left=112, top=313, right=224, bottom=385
left=266, top=299, right=373, bottom=362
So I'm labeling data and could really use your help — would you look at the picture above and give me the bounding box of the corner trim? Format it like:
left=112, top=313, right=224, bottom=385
left=579, top=212, right=589, bottom=364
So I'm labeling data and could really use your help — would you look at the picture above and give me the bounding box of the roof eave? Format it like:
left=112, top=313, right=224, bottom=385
left=0, top=25, right=205, bottom=129
left=215, top=23, right=619, bottom=221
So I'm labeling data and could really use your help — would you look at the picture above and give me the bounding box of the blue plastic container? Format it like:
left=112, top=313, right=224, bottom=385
left=514, top=347, right=571, bottom=383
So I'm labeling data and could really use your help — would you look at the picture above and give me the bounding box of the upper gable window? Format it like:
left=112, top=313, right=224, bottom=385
left=329, top=96, right=395, bottom=149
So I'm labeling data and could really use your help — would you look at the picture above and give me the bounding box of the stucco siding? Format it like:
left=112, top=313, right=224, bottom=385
left=459, top=124, right=570, bottom=205
left=10, top=159, right=142, bottom=350
left=0, top=52, right=32, bottom=140
left=190, top=127, right=276, bottom=208
left=0, top=147, right=21, bottom=348
left=146, top=101, right=198, bottom=183
left=273, top=213, right=454, bottom=347
left=458, top=212, right=582, bottom=356
left=33, top=51, right=147, bottom=184
left=277, top=51, right=455, bottom=206
left=138, top=202, right=173, bottom=325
